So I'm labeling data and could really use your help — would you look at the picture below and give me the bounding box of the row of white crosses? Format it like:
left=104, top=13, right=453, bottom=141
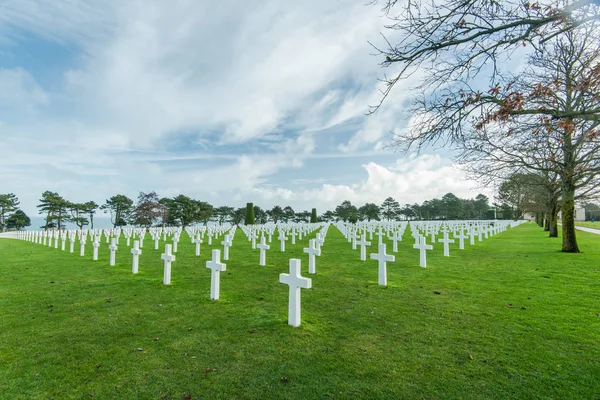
left=19, top=224, right=243, bottom=288
left=18, top=224, right=237, bottom=284
left=16, top=220, right=523, bottom=329
left=338, top=221, right=407, bottom=261
left=21, top=222, right=312, bottom=295
left=336, top=219, right=521, bottom=286
left=410, top=220, right=515, bottom=253
left=20, top=227, right=171, bottom=277
left=196, top=227, right=326, bottom=328
left=22, top=226, right=182, bottom=249
left=202, top=223, right=329, bottom=327
left=235, top=222, right=324, bottom=267
left=22, top=220, right=507, bottom=280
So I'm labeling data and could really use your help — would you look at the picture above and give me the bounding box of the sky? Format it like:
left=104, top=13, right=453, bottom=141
left=0, top=0, right=494, bottom=216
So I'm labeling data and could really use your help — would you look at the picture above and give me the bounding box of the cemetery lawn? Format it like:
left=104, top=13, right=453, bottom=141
left=575, top=221, right=600, bottom=229
left=1, top=223, right=599, bottom=399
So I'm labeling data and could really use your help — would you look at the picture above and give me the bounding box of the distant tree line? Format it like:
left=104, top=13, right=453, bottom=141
left=0, top=193, right=29, bottom=231
left=325, top=193, right=493, bottom=223
left=0, top=190, right=511, bottom=231
left=13, top=188, right=586, bottom=231
left=496, top=172, right=600, bottom=231
left=0, top=191, right=323, bottom=230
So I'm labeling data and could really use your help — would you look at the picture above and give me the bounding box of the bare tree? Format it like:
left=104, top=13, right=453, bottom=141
left=379, top=8, right=599, bottom=252
left=459, top=26, right=599, bottom=252
left=132, top=191, right=164, bottom=228
left=371, top=0, right=600, bottom=113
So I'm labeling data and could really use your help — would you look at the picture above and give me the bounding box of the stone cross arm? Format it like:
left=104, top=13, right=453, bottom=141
left=280, top=260, right=312, bottom=289
left=161, top=252, right=176, bottom=262
left=206, top=250, right=226, bottom=272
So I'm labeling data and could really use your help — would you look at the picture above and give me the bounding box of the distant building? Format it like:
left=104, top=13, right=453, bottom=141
left=523, top=212, right=535, bottom=221
left=557, top=207, right=586, bottom=222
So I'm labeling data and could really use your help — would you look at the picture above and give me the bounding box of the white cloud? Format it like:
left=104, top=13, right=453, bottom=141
left=0, top=1, right=118, bottom=45
left=0, top=0, right=495, bottom=217
left=0, top=68, right=47, bottom=111
left=250, top=154, right=493, bottom=211
left=46, top=0, right=388, bottom=149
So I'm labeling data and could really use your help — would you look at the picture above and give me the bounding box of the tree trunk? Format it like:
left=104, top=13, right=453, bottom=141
left=548, top=202, right=559, bottom=238
left=561, top=122, right=580, bottom=253
left=561, top=179, right=580, bottom=252
left=544, top=212, right=550, bottom=231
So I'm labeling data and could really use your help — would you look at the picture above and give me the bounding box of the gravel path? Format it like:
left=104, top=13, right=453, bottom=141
left=575, top=226, right=600, bottom=235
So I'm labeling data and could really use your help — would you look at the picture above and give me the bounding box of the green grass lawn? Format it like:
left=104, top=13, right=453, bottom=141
left=576, top=221, right=600, bottom=229
left=1, top=223, right=599, bottom=399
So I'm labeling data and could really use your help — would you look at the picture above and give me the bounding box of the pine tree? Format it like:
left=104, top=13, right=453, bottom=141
left=245, top=202, right=255, bottom=225
left=37, top=191, right=69, bottom=230
left=380, top=197, right=401, bottom=221
left=310, top=208, right=318, bottom=223
left=6, top=209, right=31, bottom=230
left=0, top=193, right=20, bottom=232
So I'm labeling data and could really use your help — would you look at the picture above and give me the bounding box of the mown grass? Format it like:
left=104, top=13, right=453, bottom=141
left=0, top=223, right=599, bottom=399
left=576, top=221, right=600, bottom=229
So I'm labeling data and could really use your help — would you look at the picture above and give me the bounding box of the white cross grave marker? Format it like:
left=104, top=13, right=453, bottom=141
left=206, top=249, right=226, bottom=300
left=413, top=235, right=433, bottom=268
left=92, top=239, right=100, bottom=261
left=194, top=234, right=203, bottom=256
left=221, top=234, right=232, bottom=261
left=279, top=259, right=312, bottom=327
left=257, top=236, right=270, bottom=266
left=161, top=244, right=176, bottom=285
left=455, top=230, right=467, bottom=250
left=172, top=234, right=179, bottom=253
left=131, top=240, right=142, bottom=274
left=109, top=238, right=118, bottom=266
left=390, top=230, right=403, bottom=253
left=303, top=239, right=321, bottom=274
left=376, top=227, right=384, bottom=245
left=370, top=243, right=395, bottom=286
left=80, top=238, right=86, bottom=257
left=438, top=231, right=455, bottom=257
left=357, top=234, right=371, bottom=261
left=315, top=233, right=324, bottom=251
left=278, top=231, right=288, bottom=252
